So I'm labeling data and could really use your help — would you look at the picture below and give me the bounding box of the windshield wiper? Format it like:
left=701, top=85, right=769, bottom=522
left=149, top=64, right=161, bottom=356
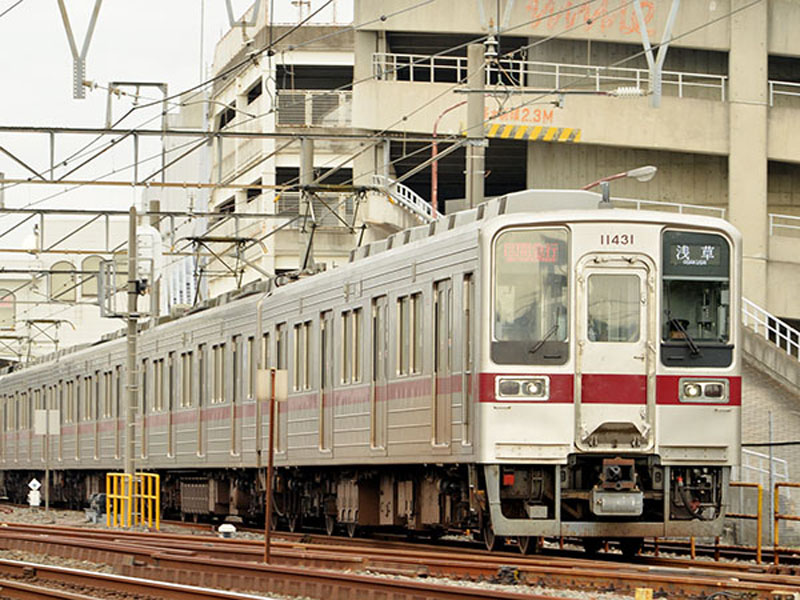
left=667, top=312, right=701, bottom=355
left=529, top=323, right=559, bottom=355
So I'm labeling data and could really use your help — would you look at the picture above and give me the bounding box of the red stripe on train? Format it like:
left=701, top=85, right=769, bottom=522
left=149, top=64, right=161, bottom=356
left=478, top=373, right=741, bottom=405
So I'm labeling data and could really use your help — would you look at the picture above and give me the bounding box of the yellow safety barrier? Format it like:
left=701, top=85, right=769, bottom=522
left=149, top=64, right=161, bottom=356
left=728, top=481, right=763, bottom=563
left=105, top=472, right=160, bottom=531
left=773, top=481, right=800, bottom=565
left=106, top=473, right=133, bottom=528
left=136, top=472, right=160, bottom=530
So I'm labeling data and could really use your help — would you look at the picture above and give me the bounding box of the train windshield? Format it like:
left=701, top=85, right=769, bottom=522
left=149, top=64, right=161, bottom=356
left=493, top=228, right=568, bottom=365
left=661, top=230, right=732, bottom=367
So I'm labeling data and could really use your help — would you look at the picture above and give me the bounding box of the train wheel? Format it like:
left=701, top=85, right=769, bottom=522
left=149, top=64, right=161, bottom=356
left=518, top=536, right=541, bottom=555
left=582, top=538, right=603, bottom=556
left=619, top=537, right=643, bottom=559
left=346, top=522, right=359, bottom=538
left=324, top=515, right=336, bottom=536
left=483, top=524, right=503, bottom=552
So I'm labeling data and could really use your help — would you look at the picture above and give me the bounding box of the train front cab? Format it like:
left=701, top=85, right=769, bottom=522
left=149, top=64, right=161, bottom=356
left=478, top=214, right=741, bottom=547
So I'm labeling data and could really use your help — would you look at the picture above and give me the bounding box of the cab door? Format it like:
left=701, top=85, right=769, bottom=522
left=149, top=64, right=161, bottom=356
left=575, top=255, right=656, bottom=452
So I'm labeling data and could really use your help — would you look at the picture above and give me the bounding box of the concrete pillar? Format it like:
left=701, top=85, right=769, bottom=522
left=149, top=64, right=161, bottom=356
left=353, top=30, right=379, bottom=188
left=727, top=0, right=768, bottom=306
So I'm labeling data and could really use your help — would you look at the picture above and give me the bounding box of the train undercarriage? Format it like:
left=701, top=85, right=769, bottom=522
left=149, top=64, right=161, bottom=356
left=0, top=457, right=725, bottom=555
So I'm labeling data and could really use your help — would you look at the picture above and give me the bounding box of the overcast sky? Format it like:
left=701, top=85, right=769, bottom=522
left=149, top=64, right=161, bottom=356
left=0, top=0, right=352, bottom=213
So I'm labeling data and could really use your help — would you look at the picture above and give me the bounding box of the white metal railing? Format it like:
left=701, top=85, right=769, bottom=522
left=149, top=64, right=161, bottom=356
left=276, top=91, right=352, bottom=127
left=371, top=175, right=437, bottom=223
left=372, top=52, right=728, bottom=100
left=743, top=297, right=800, bottom=360
left=613, top=197, right=726, bottom=218
left=769, top=212, right=800, bottom=236
left=769, top=80, right=800, bottom=107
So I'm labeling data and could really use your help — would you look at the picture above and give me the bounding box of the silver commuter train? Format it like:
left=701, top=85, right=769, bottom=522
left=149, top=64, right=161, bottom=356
left=0, top=189, right=741, bottom=554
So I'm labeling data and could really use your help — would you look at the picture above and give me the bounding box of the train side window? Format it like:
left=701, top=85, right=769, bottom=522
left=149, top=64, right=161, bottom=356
left=261, top=333, right=270, bottom=370
left=103, top=371, right=113, bottom=418
left=212, top=344, right=226, bottom=404
left=247, top=336, right=255, bottom=400
left=168, top=352, right=176, bottom=413
left=140, top=359, right=148, bottom=416
left=154, top=359, right=164, bottom=412
left=353, top=308, right=362, bottom=382
left=83, top=378, right=92, bottom=421
left=181, top=351, right=193, bottom=408
left=341, top=311, right=352, bottom=384
left=232, top=336, right=241, bottom=405
left=398, top=296, right=410, bottom=375
left=276, top=324, right=287, bottom=370
left=293, top=322, right=311, bottom=391
left=198, top=345, right=206, bottom=407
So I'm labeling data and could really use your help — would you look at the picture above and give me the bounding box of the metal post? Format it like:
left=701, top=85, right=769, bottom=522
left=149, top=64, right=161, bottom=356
left=124, top=206, right=138, bottom=477
left=44, top=397, right=49, bottom=512
left=264, top=367, right=276, bottom=563
left=768, top=410, right=774, bottom=546
left=0, top=172, right=4, bottom=209
left=465, top=44, right=486, bottom=209
left=300, top=138, right=315, bottom=269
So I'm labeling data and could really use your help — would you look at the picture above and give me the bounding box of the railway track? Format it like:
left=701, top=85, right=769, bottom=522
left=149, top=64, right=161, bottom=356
left=0, top=522, right=799, bottom=599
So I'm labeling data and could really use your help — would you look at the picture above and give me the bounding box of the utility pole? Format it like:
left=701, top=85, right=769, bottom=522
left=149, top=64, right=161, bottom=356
left=125, top=206, right=138, bottom=476
left=300, top=138, right=315, bottom=269
left=465, top=43, right=487, bottom=209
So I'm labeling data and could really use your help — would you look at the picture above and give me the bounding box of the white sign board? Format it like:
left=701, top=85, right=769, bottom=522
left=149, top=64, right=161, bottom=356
left=256, top=369, right=288, bottom=402
left=28, top=478, right=41, bottom=491
left=34, top=410, right=60, bottom=436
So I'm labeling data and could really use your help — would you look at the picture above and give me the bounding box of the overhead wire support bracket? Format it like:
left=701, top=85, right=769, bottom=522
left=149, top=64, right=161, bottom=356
left=56, top=0, right=103, bottom=100
left=634, top=0, right=681, bottom=108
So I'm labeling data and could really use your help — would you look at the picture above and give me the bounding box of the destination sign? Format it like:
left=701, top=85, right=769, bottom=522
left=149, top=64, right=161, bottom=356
left=668, top=243, right=722, bottom=268
left=501, top=242, right=560, bottom=263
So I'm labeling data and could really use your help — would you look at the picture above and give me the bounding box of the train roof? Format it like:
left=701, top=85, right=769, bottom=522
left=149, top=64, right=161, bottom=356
left=2, top=189, right=737, bottom=376
left=350, top=189, right=738, bottom=263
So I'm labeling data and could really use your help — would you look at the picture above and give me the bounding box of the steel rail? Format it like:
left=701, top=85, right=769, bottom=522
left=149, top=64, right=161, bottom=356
left=1, top=523, right=799, bottom=599
left=0, top=557, right=574, bottom=600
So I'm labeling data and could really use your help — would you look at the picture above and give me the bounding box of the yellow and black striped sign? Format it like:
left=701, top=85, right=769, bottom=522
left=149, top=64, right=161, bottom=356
left=485, top=123, right=581, bottom=143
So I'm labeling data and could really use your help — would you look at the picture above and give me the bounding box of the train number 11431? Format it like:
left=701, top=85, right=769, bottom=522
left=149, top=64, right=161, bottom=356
left=599, top=233, right=634, bottom=245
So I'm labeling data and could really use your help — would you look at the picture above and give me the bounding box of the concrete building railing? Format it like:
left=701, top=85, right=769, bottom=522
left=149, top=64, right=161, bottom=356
left=372, top=52, right=729, bottom=100
left=769, top=81, right=800, bottom=107
left=743, top=297, right=800, bottom=360
left=612, top=197, right=726, bottom=218
left=373, top=52, right=800, bottom=106
left=276, top=91, right=352, bottom=128
left=371, top=174, right=438, bottom=223
left=770, top=213, right=800, bottom=236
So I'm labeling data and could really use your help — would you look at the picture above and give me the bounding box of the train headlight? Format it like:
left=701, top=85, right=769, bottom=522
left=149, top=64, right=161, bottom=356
left=683, top=383, right=702, bottom=398
left=496, top=376, right=549, bottom=400
left=679, top=379, right=729, bottom=403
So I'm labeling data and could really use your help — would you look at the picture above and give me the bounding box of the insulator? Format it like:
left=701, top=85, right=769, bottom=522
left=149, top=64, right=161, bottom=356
left=612, top=86, right=645, bottom=97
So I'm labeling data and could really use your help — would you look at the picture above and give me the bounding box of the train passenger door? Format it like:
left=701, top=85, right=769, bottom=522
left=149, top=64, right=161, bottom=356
left=319, top=311, right=333, bottom=453
left=370, top=296, right=388, bottom=451
left=575, top=255, right=656, bottom=452
left=433, top=279, right=452, bottom=449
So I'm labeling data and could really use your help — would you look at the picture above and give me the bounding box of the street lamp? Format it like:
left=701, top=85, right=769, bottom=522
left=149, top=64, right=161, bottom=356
left=581, top=165, right=657, bottom=204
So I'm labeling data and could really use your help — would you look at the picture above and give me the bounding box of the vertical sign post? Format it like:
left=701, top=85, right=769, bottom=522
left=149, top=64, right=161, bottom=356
left=260, top=367, right=287, bottom=563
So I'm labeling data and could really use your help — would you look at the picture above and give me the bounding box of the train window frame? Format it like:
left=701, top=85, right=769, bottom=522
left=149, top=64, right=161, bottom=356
left=154, top=359, right=164, bottom=412
left=491, top=226, right=570, bottom=366
left=660, top=229, right=733, bottom=368
left=181, top=351, right=194, bottom=408
left=247, top=336, right=255, bottom=400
